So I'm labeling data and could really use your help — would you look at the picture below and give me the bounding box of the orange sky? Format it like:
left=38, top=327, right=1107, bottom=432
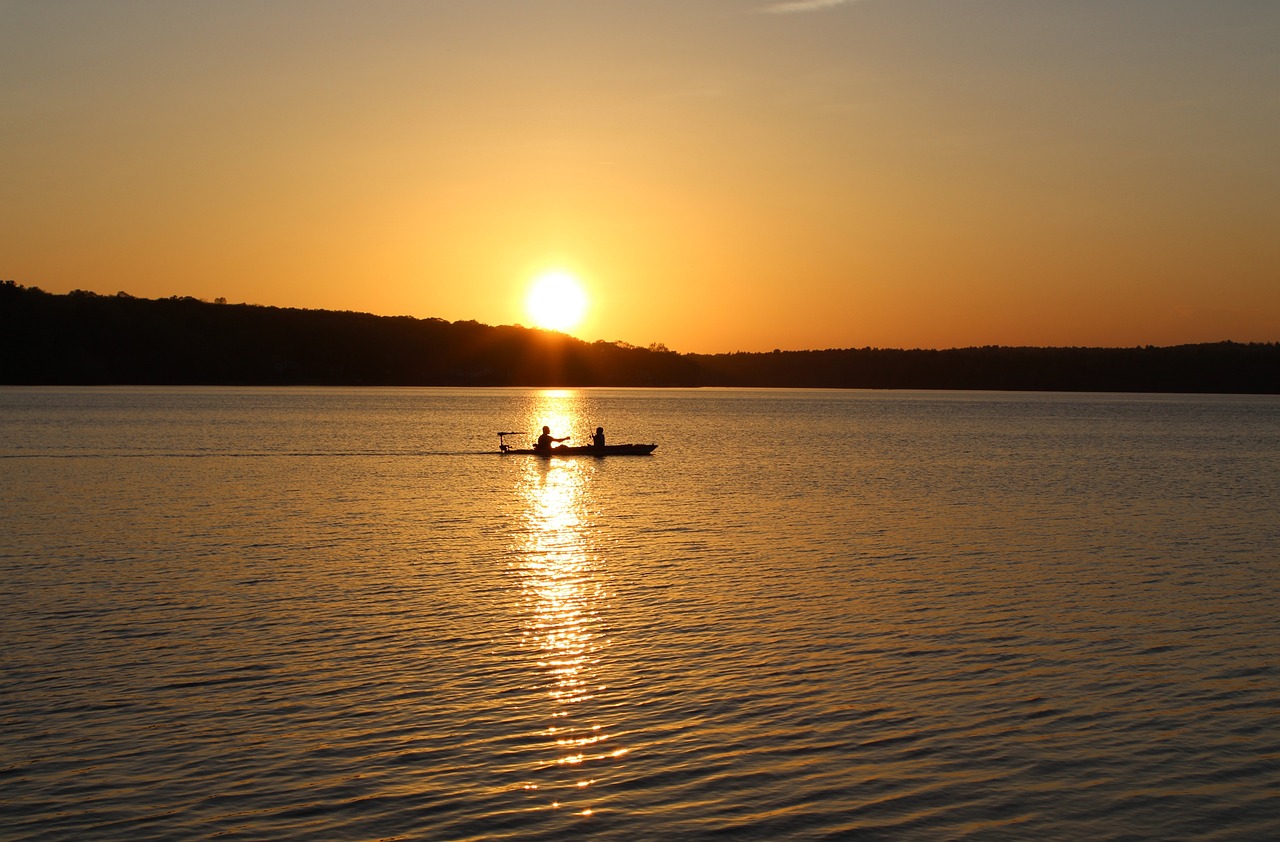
left=3, top=1, right=1278, bottom=353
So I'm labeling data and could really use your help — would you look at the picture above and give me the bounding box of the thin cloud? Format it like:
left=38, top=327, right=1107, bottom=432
left=759, top=0, right=862, bottom=14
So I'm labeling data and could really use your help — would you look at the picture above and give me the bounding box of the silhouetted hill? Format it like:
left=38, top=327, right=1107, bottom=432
left=3, top=282, right=1277, bottom=393
left=1, top=283, right=697, bottom=387
left=689, top=344, right=1279, bottom=394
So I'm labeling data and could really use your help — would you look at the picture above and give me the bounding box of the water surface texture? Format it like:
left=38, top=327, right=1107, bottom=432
left=2, top=387, right=1278, bottom=840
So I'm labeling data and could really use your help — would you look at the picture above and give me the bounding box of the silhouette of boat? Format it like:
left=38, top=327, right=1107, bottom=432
left=498, top=432, right=656, bottom=456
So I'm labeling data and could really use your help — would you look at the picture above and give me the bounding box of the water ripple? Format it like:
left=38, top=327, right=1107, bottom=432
left=3, top=388, right=1279, bottom=839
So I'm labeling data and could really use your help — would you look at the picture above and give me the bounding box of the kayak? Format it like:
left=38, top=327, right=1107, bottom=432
left=501, top=443, right=657, bottom=456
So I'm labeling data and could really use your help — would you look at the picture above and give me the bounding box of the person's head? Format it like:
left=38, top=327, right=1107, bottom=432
left=542, top=426, right=550, bottom=434
left=596, top=427, right=603, bottom=434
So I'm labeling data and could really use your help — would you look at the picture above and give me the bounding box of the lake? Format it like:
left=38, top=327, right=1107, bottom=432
left=2, top=387, right=1278, bottom=840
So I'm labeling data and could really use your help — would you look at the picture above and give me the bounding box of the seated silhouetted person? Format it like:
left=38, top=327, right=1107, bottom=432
left=535, top=425, right=569, bottom=453
left=591, top=427, right=606, bottom=449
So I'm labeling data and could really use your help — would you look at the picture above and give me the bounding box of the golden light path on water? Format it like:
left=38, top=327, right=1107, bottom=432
left=512, top=393, right=624, bottom=819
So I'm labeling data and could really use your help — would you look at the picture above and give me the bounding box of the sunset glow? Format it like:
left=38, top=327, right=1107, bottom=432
left=526, top=271, right=588, bottom=333
left=1, top=2, right=1277, bottom=352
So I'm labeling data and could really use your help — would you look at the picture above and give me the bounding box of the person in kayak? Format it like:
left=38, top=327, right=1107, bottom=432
left=535, top=426, right=570, bottom=453
left=591, top=427, right=606, bottom=448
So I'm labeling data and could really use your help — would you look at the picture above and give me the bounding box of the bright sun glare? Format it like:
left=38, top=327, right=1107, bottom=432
left=526, top=270, right=588, bottom=332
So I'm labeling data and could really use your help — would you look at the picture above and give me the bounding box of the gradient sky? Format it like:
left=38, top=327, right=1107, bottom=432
left=3, top=1, right=1278, bottom=353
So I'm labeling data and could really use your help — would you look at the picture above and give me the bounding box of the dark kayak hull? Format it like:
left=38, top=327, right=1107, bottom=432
left=501, top=443, right=657, bottom=456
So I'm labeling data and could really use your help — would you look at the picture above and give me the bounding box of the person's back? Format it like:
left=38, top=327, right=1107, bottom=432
left=536, top=425, right=567, bottom=453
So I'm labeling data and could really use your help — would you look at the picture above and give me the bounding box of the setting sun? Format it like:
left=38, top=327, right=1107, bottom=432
left=526, top=271, right=588, bottom=332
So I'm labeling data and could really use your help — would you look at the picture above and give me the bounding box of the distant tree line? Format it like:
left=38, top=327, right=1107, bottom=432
left=2, top=281, right=1277, bottom=393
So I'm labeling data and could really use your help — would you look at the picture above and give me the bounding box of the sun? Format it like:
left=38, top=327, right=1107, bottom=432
left=525, top=270, right=588, bottom=332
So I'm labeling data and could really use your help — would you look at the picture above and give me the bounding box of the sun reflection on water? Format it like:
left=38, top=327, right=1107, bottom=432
left=511, top=394, right=622, bottom=817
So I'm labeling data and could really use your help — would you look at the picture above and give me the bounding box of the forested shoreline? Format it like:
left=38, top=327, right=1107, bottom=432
left=3, top=282, right=1277, bottom=393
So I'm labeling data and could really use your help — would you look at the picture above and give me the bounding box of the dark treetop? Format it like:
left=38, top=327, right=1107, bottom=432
left=3, top=282, right=1277, bottom=393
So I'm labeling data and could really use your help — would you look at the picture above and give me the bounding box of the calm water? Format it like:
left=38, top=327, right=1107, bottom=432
left=2, top=387, right=1278, bottom=841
